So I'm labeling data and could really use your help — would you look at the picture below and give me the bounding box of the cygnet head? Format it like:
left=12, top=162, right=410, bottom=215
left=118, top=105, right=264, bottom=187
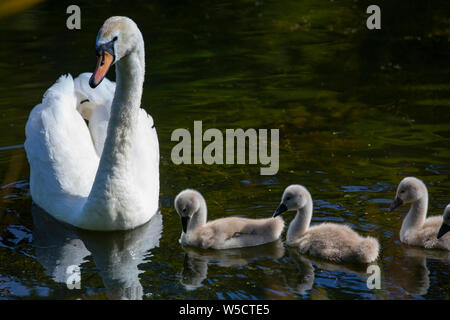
left=437, top=204, right=450, bottom=239
left=89, top=16, right=144, bottom=88
left=389, top=177, right=427, bottom=212
left=174, top=189, right=205, bottom=233
left=273, top=184, right=311, bottom=217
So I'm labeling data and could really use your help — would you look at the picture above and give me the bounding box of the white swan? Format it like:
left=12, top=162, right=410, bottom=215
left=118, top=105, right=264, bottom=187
left=274, top=185, right=379, bottom=263
left=389, top=177, right=449, bottom=250
left=174, top=189, right=284, bottom=249
left=24, top=17, right=159, bottom=230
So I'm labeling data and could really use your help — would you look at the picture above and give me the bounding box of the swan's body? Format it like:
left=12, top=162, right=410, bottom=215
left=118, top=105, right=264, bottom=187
left=274, top=185, right=379, bottom=263
left=389, top=177, right=449, bottom=250
left=174, top=189, right=284, bottom=250
left=24, top=17, right=159, bottom=230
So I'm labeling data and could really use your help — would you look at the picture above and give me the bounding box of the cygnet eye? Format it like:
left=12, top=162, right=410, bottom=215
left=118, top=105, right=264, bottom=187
left=400, top=190, right=405, bottom=194
left=113, top=36, right=118, bottom=41
left=182, top=208, right=187, bottom=213
left=286, top=196, right=291, bottom=201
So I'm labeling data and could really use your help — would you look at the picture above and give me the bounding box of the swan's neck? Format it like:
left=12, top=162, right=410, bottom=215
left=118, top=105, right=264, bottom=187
left=401, top=194, right=428, bottom=238
left=83, top=43, right=146, bottom=227
left=287, top=198, right=313, bottom=244
left=95, top=49, right=144, bottom=182
left=111, top=47, right=145, bottom=120
left=186, top=200, right=208, bottom=234
left=106, top=48, right=145, bottom=156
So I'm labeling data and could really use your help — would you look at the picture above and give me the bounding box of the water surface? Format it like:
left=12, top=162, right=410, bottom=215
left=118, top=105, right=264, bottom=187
left=0, top=0, right=449, bottom=299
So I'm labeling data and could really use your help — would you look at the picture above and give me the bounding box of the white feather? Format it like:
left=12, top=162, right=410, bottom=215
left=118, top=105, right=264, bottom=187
left=25, top=17, right=159, bottom=230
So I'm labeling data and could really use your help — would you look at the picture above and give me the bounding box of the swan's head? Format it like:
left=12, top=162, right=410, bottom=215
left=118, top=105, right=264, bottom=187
left=389, top=177, right=427, bottom=212
left=273, top=184, right=311, bottom=217
left=89, top=16, right=143, bottom=88
left=437, top=204, right=450, bottom=239
left=174, top=189, right=204, bottom=233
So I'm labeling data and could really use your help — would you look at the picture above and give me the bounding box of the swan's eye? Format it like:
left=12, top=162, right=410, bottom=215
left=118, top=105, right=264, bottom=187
left=182, top=208, right=187, bottom=213
left=286, top=197, right=291, bottom=201
left=113, top=36, right=118, bottom=42
left=400, top=190, right=405, bottom=194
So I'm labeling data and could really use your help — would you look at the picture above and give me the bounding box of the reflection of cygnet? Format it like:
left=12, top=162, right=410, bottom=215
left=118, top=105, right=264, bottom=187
left=180, top=241, right=285, bottom=290
left=180, top=251, right=208, bottom=291
left=174, top=189, right=284, bottom=249
left=32, top=205, right=162, bottom=299
left=387, top=246, right=449, bottom=296
left=274, top=185, right=379, bottom=263
left=286, top=248, right=379, bottom=296
left=286, top=248, right=315, bottom=295
left=400, top=247, right=430, bottom=296
left=389, top=177, right=449, bottom=250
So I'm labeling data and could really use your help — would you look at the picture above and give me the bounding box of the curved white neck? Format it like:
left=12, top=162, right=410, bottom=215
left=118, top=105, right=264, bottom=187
left=287, top=196, right=313, bottom=243
left=95, top=48, right=144, bottom=182
left=82, top=41, right=146, bottom=227
left=186, top=200, right=208, bottom=234
left=401, top=193, right=428, bottom=239
left=112, top=46, right=145, bottom=117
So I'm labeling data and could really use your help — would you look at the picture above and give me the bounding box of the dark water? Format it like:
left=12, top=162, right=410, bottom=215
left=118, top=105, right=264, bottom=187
left=0, top=0, right=449, bottom=299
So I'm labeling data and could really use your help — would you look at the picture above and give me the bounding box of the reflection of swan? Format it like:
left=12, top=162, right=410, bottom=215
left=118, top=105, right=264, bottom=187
left=174, top=189, right=284, bottom=249
left=24, top=16, right=159, bottom=230
left=274, top=185, right=379, bottom=263
left=32, top=205, right=162, bottom=299
left=389, top=177, right=449, bottom=250
left=180, top=241, right=285, bottom=290
left=386, top=245, right=449, bottom=296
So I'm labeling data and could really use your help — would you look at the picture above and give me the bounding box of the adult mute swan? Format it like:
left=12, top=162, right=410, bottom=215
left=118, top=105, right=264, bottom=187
left=174, top=189, right=284, bottom=249
left=24, top=17, right=159, bottom=230
left=273, top=185, right=379, bottom=263
left=389, top=177, right=449, bottom=250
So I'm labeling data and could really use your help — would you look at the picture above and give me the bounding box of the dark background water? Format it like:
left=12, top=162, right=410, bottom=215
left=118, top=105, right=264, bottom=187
left=0, top=0, right=448, bottom=299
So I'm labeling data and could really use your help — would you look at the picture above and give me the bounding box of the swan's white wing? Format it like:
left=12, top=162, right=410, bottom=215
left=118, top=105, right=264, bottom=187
left=74, top=73, right=116, bottom=156
left=128, top=107, right=160, bottom=216
left=25, top=73, right=159, bottom=230
left=24, top=74, right=99, bottom=222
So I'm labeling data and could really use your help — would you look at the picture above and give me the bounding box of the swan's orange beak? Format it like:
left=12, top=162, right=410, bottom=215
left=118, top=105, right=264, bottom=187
left=89, top=51, right=114, bottom=88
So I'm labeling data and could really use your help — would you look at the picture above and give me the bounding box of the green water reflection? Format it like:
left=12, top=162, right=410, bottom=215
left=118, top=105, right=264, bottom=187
left=0, top=0, right=448, bottom=299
